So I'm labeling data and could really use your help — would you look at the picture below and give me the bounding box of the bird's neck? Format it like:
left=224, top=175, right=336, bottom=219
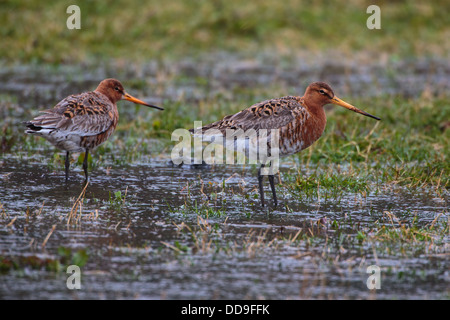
left=301, top=97, right=326, bottom=123
left=300, top=98, right=327, bottom=147
left=95, top=88, right=117, bottom=104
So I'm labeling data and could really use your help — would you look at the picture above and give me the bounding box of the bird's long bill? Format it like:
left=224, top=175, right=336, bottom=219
left=123, top=92, right=164, bottom=110
left=331, top=96, right=380, bottom=121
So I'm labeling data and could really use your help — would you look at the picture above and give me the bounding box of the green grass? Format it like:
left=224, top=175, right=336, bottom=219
left=167, top=181, right=230, bottom=218
left=1, top=0, right=449, bottom=64
left=280, top=95, right=449, bottom=195
left=284, top=168, right=371, bottom=202
left=351, top=211, right=449, bottom=258
left=161, top=207, right=449, bottom=263
left=2, top=88, right=449, bottom=197
left=0, top=246, right=88, bottom=274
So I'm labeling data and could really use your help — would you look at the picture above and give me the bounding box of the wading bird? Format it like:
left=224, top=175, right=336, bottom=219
left=25, top=78, right=163, bottom=181
left=190, top=82, right=380, bottom=207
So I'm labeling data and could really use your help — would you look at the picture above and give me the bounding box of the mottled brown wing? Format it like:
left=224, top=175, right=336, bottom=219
left=27, top=92, right=115, bottom=136
left=193, top=96, right=303, bottom=134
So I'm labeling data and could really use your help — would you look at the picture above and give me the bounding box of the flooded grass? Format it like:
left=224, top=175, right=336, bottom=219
left=1, top=159, right=447, bottom=299
left=0, top=8, right=449, bottom=298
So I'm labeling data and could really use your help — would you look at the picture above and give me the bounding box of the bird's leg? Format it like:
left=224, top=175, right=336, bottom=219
left=83, top=149, right=89, bottom=181
left=258, top=164, right=265, bottom=207
left=65, top=151, right=70, bottom=182
left=268, top=170, right=278, bottom=207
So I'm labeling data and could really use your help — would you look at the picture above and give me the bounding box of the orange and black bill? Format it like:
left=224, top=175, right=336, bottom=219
left=331, top=96, right=380, bottom=121
left=123, top=92, right=164, bottom=110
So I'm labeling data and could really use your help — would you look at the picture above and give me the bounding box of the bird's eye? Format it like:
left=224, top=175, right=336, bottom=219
left=319, top=89, right=325, bottom=95
left=114, top=87, right=120, bottom=92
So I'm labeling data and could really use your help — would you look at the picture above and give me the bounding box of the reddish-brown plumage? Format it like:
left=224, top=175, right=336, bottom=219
left=24, top=78, right=163, bottom=181
left=192, top=82, right=380, bottom=206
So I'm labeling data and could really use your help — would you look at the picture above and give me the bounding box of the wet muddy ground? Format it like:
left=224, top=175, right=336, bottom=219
left=1, top=55, right=449, bottom=107
left=1, top=156, right=448, bottom=299
left=0, top=56, right=449, bottom=299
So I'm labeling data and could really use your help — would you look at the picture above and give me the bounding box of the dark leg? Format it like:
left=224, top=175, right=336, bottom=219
left=83, top=149, right=89, bottom=181
left=65, top=151, right=70, bottom=182
left=268, top=174, right=278, bottom=207
left=258, top=164, right=265, bottom=207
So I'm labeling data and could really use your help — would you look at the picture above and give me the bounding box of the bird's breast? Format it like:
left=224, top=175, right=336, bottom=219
left=278, top=108, right=326, bottom=156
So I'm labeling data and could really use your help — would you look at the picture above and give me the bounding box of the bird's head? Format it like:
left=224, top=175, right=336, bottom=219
left=304, top=82, right=380, bottom=120
left=96, top=78, right=163, bottom=110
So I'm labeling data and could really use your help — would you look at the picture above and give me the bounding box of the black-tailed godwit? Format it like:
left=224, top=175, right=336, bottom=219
left=191, top=82, right=380, bottom=206
left=25, top=78, right=163, bottom=181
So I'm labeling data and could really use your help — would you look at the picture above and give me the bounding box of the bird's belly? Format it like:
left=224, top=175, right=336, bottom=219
left=37, top=129, right=113, bottom=153
left=80, top=128, right=115, bottom=150
left=43, top=131, right=84, bottom=152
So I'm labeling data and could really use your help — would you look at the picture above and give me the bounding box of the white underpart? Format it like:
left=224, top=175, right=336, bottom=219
left=192, top=128, right=280, bottom=169
left=26, top=127, right=88, bottom=153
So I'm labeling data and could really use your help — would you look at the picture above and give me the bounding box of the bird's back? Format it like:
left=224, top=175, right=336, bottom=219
left=191, top=96, right=325, bottom=158
left=193, top=96, right=301, bottom=133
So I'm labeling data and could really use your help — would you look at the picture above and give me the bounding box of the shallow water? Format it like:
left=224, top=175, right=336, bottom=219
left=0, top=156, right=448, bottom=299
left=1, top=55, right=449, bottom=109
left=0, top=57, right=449, bottom=300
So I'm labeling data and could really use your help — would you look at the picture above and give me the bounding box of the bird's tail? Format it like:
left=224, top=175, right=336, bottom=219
left=23, top=121, right=43, bottom=134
